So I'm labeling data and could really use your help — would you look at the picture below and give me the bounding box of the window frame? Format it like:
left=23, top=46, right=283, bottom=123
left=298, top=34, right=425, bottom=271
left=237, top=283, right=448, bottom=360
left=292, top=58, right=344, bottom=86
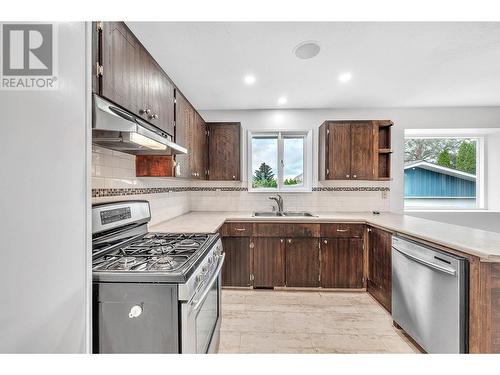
left=247, top=130, right=312, bottom=193
left=403, top=132, right=485, bottom=211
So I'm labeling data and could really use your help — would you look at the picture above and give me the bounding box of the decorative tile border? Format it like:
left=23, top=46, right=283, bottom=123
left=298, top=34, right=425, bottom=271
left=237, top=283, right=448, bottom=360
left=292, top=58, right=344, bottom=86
left=92, top=186, right=389, bottom=198
left=312, top=187, right=390, bottom=192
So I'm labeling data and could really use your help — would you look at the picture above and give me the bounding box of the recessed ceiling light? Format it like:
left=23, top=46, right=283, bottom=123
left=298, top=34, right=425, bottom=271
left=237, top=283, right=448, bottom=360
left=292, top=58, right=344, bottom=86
left=278, top=96, right=288, bottom=105
left=338, top=72, right=352, bottom=83
left=293, top=41, right=321, bottom=60
left=243, top=74, right=256, bottom=85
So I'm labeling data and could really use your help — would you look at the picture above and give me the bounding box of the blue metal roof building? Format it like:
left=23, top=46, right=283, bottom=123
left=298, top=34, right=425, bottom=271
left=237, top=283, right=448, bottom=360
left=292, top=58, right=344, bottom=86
left=404, top=161, right=476, bottom=198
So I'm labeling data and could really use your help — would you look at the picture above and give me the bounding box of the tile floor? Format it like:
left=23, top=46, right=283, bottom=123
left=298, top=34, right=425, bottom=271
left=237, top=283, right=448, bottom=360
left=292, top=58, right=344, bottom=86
left=218, top=289, right=421, bottom=354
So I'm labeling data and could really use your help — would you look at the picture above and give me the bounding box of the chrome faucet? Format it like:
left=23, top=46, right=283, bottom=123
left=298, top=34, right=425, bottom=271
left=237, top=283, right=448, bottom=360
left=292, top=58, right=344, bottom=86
left=269, top=194, right=284, bottom=214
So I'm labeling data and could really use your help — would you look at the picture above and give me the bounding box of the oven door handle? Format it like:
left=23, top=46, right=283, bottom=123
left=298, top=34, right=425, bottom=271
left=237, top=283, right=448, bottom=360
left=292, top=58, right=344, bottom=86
left=192, top=253, right=225, bottom=311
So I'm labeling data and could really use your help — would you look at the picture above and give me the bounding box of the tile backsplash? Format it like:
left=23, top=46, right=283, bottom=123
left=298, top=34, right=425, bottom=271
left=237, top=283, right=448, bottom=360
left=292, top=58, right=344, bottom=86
left=92, top=146, right=391, bottom=224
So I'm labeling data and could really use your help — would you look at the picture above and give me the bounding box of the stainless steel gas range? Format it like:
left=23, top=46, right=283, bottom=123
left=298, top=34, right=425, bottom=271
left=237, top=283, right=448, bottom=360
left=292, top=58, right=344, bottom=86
left=91, top=200, right=224, bottom=354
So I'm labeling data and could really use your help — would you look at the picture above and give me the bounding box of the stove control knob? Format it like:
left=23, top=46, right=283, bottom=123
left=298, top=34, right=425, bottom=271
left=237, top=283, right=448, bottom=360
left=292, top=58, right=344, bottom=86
left=129, top=305, right=143, bottom=319
left=207, top=256, right=213, bottom=265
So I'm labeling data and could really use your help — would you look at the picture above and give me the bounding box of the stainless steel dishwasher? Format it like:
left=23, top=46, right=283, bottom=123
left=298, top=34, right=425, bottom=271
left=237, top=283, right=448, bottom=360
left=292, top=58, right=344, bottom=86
left=392, top=236, right=468, bottom=353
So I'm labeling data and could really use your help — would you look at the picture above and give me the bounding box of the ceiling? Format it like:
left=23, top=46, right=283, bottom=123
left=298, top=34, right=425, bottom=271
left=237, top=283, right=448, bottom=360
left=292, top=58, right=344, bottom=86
left=127, top=22, right=500, bottom=110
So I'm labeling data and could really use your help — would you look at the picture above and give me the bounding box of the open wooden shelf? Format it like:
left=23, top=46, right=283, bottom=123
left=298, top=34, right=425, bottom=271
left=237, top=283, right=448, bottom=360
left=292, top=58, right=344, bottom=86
left=375, top=121, right=393, bottom=180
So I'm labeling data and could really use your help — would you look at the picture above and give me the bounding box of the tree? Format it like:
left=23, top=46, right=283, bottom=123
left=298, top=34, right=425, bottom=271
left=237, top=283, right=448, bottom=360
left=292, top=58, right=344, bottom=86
left=404, top=138, right=463, bottom=164
left=456, top=141, right=476, bottom=174
left=253, top=162, right=274, bottom=181
left=253, top=162, right=277, bottom=188
left=437, top=148, right=452, bottom=168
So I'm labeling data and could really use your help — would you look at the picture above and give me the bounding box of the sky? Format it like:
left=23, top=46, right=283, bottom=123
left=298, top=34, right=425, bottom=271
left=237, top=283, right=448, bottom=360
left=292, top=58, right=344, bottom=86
left=252, top=137, right=303, bottom=180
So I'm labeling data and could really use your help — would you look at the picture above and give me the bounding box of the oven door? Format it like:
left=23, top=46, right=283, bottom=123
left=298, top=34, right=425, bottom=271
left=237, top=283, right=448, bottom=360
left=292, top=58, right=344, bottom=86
left=181, top=253, right=225, bottom=353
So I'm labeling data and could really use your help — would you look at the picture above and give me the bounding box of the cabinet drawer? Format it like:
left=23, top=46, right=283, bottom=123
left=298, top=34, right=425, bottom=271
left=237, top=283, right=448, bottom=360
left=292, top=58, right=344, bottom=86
left=320, top=223, right=365, bottom=238
left=283, top=223, right=320, bottom=238
left=221, top=222, right=253, bottom=237
left=253, top=223, right=284, bottom=237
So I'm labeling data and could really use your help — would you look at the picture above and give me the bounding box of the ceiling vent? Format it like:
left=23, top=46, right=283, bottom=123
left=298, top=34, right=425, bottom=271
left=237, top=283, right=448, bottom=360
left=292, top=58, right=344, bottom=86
left=293, top=41, right=321, bottom=59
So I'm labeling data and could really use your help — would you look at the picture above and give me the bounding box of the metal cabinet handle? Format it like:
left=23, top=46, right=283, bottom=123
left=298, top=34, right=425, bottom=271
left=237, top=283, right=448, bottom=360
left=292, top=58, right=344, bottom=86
left=288, top=239, right=292, bottom=244
left=353, top=175, right=357, bottom=178
left=280, top=239, right=284, bottom=243
left=140, top=108, right=151, bottom=115
left=232, top=175, right=236, bottom=180
left=149, top=113, right=159, bottom=120
left=324, top=240, right=328, bottom=244
left=346, top=174, right=350, bottom=178
left=234, top=228, right=246, bottom=232
left=336, top=229, right=349, bottom=232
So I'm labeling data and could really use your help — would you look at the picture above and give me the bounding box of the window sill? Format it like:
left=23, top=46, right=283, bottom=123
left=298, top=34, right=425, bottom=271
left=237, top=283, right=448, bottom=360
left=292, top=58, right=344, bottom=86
left=248, top=189, right=312, bottom=194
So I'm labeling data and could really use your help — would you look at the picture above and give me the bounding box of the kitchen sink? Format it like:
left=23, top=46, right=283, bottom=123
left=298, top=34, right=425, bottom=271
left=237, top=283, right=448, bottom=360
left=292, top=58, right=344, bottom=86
left=283, top=212, right=315, bottom=217
left=253, top=211, right=315, bottom=217
left=253, top=212, right=283, bottom=217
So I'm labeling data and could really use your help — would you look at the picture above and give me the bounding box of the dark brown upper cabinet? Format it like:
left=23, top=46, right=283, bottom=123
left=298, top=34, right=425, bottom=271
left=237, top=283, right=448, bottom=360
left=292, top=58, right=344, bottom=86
left=96, top=22, right=241, bottom=181
left=174, top=92, right=206, bottom=180
left=96, top=22, right=175, bottom=136
left=192, top=111, right=208, bottom=180
left=173, top=91, right=192, bottom=178
left=206, top=122, right=241, bottom=181
left=318, top=120, right=393, bottom=181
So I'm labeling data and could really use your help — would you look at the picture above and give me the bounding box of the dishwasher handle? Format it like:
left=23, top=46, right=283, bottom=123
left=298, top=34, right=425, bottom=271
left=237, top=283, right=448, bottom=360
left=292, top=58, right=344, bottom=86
left=393, top=246, right=457, bottom=276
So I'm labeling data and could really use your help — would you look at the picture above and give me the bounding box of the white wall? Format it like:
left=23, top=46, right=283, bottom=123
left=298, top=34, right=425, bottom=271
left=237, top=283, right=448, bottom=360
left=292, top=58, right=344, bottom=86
left=200, top=107, right=500, bottom=213
left=487, top=132, right=500, bottom=211
left=0, top=23, right=90, bottom=352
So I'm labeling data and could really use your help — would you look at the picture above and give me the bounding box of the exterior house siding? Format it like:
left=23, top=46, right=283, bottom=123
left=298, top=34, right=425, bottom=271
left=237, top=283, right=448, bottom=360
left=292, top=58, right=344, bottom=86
left=404, top=167, right=476, bottom=197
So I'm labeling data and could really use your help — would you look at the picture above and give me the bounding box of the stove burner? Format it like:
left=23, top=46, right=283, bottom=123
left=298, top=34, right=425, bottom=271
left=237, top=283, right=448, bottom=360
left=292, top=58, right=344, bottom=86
left=150, top=245, right=174, bottom=255
left=156, top=256, right=174, bottom=264
left=179, top=239, right=199, bottom=247
left=93, top=232, right=213, bottom=273
left=119, top=257, right=136, bottom=264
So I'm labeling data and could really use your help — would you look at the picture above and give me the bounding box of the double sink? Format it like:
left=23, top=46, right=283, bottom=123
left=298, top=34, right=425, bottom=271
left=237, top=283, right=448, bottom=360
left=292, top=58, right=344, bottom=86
left=253, top=211, right=315, bottom=217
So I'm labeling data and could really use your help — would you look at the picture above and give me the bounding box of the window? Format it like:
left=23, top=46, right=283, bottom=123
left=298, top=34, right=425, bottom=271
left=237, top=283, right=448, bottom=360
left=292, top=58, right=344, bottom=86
left=404, top=132, right=483, bottom=210
left=248, top=131, right=311, bottom=192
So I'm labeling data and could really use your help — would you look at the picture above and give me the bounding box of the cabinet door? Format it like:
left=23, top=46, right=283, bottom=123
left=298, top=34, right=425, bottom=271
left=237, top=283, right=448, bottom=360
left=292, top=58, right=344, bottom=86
left=367, top=227, right=392, bottom=312
left=285, top=238, right=320, bottom=287
left=155, top=70, right=175, bottom=136
left=221, top=237, right=251, bottom=287
left=320, top=238, right=364, bottom=288
left=253, top=238, right=285, bottom=288
left=100, top=22, right=144, bottom=116
left=174, top=92, right=194, bottom=178
left=350, top=122, right=375, bottom=180
left=187, top=112, right=206, bottom=180
left=207, top=123, right=241, bottom=181
left=327, top=123, right=351, bottom=179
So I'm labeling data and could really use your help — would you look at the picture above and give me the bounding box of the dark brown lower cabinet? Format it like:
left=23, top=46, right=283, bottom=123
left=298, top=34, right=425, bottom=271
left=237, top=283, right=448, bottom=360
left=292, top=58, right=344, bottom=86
left=252, top=238, right=285, bottom=288
left=367, top=226, right=392, bottom=312
left=321, top=237, right=364, bottom=288
left=221, top=237, right=251, bottom=287
left=285, top=238, right=320, bottom=287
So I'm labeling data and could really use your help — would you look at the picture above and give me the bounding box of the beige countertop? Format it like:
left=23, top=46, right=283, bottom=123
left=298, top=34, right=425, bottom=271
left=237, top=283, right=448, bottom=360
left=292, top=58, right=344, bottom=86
left=150, top=211, right=500, bottom=262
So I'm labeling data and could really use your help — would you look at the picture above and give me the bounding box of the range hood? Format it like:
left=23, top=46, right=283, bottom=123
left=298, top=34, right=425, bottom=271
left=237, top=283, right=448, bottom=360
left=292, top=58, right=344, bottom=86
left=92, top=94, right=187, bottom=155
